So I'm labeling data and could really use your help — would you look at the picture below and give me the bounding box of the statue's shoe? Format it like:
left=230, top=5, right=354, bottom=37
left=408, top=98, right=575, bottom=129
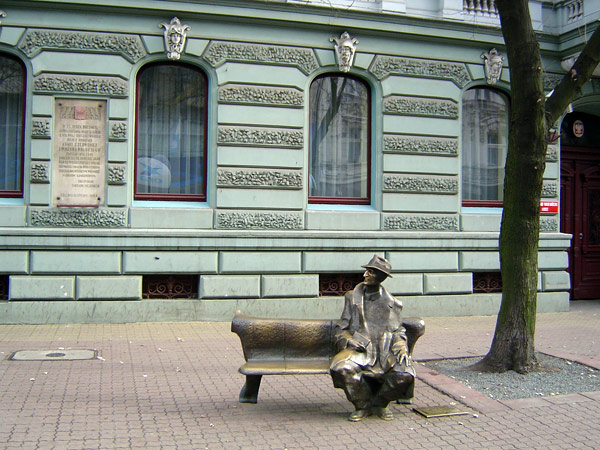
left=373, top=407, right=394, bottom=421
left=348, top=409, right=370, bottom=422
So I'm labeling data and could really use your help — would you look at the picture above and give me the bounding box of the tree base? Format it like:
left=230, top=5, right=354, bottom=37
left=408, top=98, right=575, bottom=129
left=466, top=354, right=541, bottom=374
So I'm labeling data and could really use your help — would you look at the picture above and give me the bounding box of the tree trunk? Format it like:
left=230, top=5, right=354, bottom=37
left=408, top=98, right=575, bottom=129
left=474, top=0, right=547, bottom=373
left=472, top=1, right=600, bottom=373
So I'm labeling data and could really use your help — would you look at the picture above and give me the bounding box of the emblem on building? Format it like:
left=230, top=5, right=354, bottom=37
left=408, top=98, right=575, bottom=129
left=331, top=32, right=358, bottom=72
left=159, top=17, right=190, bottom=60
left=481, top=48, right=504, bottom=85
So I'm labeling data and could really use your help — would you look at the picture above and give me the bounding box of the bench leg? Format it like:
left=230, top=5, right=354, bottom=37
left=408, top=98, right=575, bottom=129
left=239, top=375, right=262, bottom=404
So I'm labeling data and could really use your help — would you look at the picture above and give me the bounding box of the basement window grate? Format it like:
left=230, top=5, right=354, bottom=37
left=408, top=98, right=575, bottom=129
left=142, top=275, right=198, bottom=299
left=0, top=275, right=7, bottom=300
left=473, top=272, right=502, bottom=293
left=319, top=273, right=363, bottom=296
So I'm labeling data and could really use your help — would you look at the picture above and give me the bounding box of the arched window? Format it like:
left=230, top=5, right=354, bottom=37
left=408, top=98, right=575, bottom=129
left=135, top=62, right=207, bottom=201
left=462, top=87, right=509, bottom=206
left=309, top=74, right=370, bottom=204
left=0, top=54, right=25, bottom=198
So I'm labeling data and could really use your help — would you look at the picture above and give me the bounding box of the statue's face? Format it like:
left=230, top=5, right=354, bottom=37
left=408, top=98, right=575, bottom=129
left=363, top=268, right=386, bottom=286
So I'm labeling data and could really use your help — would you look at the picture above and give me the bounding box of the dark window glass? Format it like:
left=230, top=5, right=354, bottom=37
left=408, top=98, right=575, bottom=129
left=135, top=63, right=207, bottom=201
left=309, top=74, right=370, bottom=204
left=0, top=54, right=25, bottom=197
left=462, top=88, right=509, bottom=206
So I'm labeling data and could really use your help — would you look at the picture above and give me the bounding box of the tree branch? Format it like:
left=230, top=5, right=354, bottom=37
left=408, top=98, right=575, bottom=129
left=545, top=24, right=600, bottom=128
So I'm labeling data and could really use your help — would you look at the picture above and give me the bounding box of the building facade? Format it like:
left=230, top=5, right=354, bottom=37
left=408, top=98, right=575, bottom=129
left=0, top=0, right=598, bottom=323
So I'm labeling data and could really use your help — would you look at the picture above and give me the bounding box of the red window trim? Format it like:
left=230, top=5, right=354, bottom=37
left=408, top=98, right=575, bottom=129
left=134, top=61, right=208, bottom=202
left=462, top=200, right=504, bottom=208
left=308, top=73, right=372, bottom=205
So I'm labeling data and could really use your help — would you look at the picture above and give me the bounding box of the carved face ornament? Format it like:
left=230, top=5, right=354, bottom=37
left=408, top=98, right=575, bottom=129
left=160, top=17, right=190, bottom=60
left=331, top=32, right=359, bottom=73
left=481, top=48, right=504, bottom=85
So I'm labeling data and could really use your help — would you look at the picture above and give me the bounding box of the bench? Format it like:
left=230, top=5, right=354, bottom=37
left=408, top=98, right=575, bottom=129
left=231, top=310, right=425, bottom=404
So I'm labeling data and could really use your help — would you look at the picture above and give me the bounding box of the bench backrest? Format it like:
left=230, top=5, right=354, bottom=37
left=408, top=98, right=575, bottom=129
left=231, top=311, right=425, bottom=363
left=231, top=312, right=336, bottom=362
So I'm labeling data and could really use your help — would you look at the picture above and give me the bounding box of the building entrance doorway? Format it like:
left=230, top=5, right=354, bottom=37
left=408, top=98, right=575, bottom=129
left=560, top=112, right=600, bottom=300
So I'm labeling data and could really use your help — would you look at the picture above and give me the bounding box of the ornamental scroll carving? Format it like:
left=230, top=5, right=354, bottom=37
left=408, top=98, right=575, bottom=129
left=383, top=95, right=459, bottom=119
left=18, top=29, right=146, bottom=62
left=540, top=217, right=559, bottom=232
left=370, top=55, right=471, bottom=87
left=159, top=17, right=190, bottom=60
left=218, top=84, right=303, bottom=107
left=109, top=121, right=127, bottom=141
left=32, top=119, right=51, bottom=139
left=542, top=182, right=558, bottom=198
left=30, top=208, right=127, bottom=228
left=30, top=163, right=50, bottom=183
left=383, top=174, right=458, bottom=194
left=543, top=73, right=564, bottom=92
left=546, top=144, right=559, bottom=162
left=217, top=211, right=304, bottom=230
left=107, top=164, right=126, bottom=185
left=203, top=41, right=319, bottom=75
left=33, top=74, right=128, bottom=97
left=384, top=135, right=458, bottom=155
left=331, top=32, right=358, bottom=73
left=218, top=126, right=303, bottom=148
left=383, top=214, right=459, bottom=231
left=217, top=168, right=302, bottom=189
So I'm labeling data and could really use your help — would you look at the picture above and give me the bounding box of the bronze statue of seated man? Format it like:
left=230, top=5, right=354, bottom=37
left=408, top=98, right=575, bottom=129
left=330, top=255, right=415, bottom=421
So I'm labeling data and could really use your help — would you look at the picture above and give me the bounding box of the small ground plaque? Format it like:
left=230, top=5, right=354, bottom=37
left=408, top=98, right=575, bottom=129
left=413, top=405, right=470, bottom=418
left=9, top=349, right=98, bottom=361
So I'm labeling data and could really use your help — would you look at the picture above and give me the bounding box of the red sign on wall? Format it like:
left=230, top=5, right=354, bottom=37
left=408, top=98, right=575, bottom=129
left=540, top=201, right=559, bottom=213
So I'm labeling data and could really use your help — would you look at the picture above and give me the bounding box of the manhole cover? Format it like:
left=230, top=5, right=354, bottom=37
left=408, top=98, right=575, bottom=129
left=9, top=349, right=98, bottom=361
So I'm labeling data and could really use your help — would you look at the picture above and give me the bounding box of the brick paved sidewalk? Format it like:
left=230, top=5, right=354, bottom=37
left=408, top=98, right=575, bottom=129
left=0, top=300, right=598, bottom=450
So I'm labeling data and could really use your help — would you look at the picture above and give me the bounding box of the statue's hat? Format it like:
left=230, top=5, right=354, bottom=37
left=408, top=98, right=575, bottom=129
left=361, top=254, right=392, bottom=278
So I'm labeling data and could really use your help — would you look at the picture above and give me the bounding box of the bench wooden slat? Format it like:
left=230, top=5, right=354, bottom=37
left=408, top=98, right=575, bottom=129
left=240, top=360, right=330, bottom=375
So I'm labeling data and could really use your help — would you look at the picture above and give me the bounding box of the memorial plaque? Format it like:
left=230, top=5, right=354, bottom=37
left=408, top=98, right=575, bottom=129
left=53, top=99, right=106, bottom=206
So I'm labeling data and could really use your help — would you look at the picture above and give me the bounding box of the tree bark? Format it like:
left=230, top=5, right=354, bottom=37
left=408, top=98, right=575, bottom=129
left=472, top=1, right=600, bottom=373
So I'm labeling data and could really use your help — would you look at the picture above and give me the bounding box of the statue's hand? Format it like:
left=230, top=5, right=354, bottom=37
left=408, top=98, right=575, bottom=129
left=396, top=353, right=408, bottom=366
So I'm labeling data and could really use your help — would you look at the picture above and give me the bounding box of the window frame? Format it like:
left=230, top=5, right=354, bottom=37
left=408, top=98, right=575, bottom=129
left=134, top=61, right=208, bottom=202
left=0, top=53, right=26, bottom=199
left=461, top=86, right=510, bottom=208
left=308, top=73, right=372, bottom=205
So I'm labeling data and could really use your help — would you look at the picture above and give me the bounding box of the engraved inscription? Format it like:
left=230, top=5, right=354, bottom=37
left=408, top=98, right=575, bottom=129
left=53, top=99, right=106, bottom=206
